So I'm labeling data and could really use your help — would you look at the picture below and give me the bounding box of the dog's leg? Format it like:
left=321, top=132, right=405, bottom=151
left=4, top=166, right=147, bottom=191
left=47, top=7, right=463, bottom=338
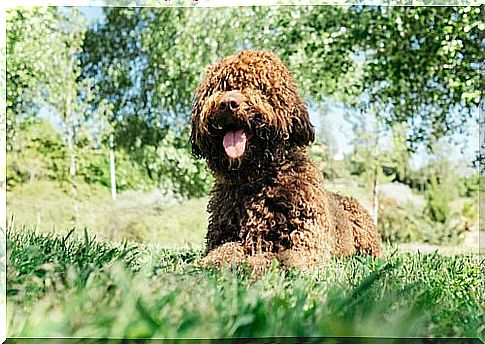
left=201, top=243, right=278, bottom=276
left=200, top=242, right=245, bottom=267
left=352, top=218, right=383, bottom=258
left=333, top=194, right=382, bottom=257
left=277, top=247, right=331, bottom=270
left=276, top=219, right=335, bottom=270
left=246, top=252, right=278, bottom=276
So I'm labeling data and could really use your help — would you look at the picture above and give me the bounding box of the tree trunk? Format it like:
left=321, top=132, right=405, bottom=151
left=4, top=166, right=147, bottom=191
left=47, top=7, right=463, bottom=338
left=109, top=131, right=117, bottom=201
left=65, top=85, right=78, bottom=225
left=372, top=115, right=380, bottom=228
left=372, top=163, right=379, bottom=228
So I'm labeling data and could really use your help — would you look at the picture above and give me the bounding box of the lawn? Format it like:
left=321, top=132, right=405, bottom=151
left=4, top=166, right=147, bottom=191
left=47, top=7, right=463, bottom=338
left=6, top=227, right=485, bottom=340
left=7, top=180, right=208, bottom=246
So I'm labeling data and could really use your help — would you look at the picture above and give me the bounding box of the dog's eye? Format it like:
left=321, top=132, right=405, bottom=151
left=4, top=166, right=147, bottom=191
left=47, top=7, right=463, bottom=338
left=218, top=78, right=232, bottom=92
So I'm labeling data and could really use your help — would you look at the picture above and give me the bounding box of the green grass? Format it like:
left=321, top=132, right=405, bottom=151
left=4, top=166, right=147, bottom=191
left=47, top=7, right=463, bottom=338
left=7, top=180, right=208, bottom=246
left=6, top=228, right=485, bottom=340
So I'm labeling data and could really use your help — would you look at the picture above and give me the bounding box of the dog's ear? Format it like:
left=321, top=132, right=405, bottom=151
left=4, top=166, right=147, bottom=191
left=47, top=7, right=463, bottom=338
left=289, top=102, right=315, bottom=147
left=190, top=87, right=208, bottom=160
left=189, top=115, right=205, bottom=159
left=189, top=130, right=203, bottom=159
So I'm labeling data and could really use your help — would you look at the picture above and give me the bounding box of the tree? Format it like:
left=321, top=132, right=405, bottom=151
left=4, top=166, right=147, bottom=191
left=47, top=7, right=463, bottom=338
left=80, top=7, right=260, bottom=195
left=346, top=106, right=387, bottom=225
left=9, top=5, right=479, bottom=201
left=84, top=6, right=480, bottom=154
left=40, top=8, right=94, bottom=222
left=252, top=6, right=481, bottom=150
left=348, top=6, right=481, bottom=149
left=7, top=7, right=94, bottom=222
left=81, top=7, right=260, bottom=135
left=6, top=8, right=60, bottom=150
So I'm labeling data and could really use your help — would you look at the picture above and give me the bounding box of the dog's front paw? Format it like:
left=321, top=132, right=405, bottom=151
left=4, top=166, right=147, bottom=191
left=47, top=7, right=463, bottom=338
left=200, top=242, right=245, bottom=267
left=277, top=249, right=327, bottom=271
left=246, top=252, right=278, bottom=277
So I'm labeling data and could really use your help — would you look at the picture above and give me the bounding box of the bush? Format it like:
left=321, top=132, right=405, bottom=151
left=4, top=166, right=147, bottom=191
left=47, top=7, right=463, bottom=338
left=127, top=130, right=213, bottom=199
left=412, top=217, right=466, bottom=245
left=345, top=148, right=370, bottom=177
left=156, top=131, right=213, bottom=198
left=457, top=174, right=480, bottom=198
left=377, top=196, right=421, bottom=244
left=378, top=193, right=466, bottom=246
left=459, top=201, right=478, bottom=231
left=7, top=120, right=213, bottom=198
left=76, top=148, right=157, bottom=192
left=7, top=120, right=69, bottom=187
left=425, top=176, right=451, bottom=224
left=7, top=120, right=156, bottom=192
left=310, top=143, right=349, bottom=180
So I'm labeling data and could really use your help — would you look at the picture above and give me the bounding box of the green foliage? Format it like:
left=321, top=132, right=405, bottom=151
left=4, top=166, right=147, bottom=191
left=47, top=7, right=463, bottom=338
left=76, top=148, right=156, bottom=191
left=309, top=143, right=339, bottom=180
left=378, top=190, right=467, bottom=245
left=459, top=201, right=478, bottom=232
left=377, top=196, right=421, bottom=244
left=7, top=120, right=68, bottom=187
left=6, top=7, right=61, bottom=149
left=7, top=5, right=481, bottom=203
left=7, top=120, right=155, bottom=191
left=10, top=8, right=216, bottom=199
left=247, top=6, right=359, bottom=101
left=385, top=125, right=413, bottom=182
left=348, top=6, right=481, bottom=148
left=259, top=6, right=480, bottom=146
left=7, top=228, right=485, bottom=338
left=6, top=7, right=94, bottom=146
left=79, top=5, right=481, bottom=155
left=157, top=132, right=213, bottom=198
left=414, top=217, right=466, bottom=246
left=343, top=112, right=386, bottom=188
left=81, top=7, right=254, bottom=132
left=377, top=172, right=468, bottom=245
left=425, top=176, right=451, bottom=224
left=458, top=173, right=480, bottom=198
left=378, top=192, right=466, bottom=245
left=346, top=147, right=372, bottom=177
left=125, top=130, right=213, bottom=199
left=7, top=118, right=212, bottom=197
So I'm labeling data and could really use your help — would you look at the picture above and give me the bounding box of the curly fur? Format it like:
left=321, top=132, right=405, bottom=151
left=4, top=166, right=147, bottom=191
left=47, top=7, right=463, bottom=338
left=190, top=50, right=381, bottom=272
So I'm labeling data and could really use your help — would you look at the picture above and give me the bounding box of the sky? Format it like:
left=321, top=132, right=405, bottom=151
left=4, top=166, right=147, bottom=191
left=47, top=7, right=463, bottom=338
left=80, top=6, right=104, bottom=24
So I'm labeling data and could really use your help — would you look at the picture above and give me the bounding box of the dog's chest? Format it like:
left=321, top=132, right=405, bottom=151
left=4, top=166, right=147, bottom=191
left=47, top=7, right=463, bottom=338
left=209, top=181, right=316, bottom=250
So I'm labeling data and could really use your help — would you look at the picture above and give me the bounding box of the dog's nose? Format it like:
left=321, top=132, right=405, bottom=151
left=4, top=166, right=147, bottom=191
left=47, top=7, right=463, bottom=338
left=219, top=92, right=242, bottom=113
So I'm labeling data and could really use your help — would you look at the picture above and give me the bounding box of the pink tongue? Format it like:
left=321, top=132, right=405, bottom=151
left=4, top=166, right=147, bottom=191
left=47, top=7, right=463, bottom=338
left=223, top=129, right=247, bottom=159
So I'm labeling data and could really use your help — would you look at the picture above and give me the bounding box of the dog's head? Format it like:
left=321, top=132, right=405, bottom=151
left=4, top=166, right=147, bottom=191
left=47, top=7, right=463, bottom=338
left=190, top=50, right=314, bottom=176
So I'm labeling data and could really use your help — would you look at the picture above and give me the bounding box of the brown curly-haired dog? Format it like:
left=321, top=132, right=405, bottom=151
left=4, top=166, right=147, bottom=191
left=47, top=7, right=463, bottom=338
left=190, top=50, right=381, bottom=272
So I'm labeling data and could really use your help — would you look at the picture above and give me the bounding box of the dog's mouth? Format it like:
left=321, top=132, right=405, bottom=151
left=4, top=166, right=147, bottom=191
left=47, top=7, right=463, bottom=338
left=223, top=128, right=249, bottom=159
left=209, top=115, right=255, bottom=160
